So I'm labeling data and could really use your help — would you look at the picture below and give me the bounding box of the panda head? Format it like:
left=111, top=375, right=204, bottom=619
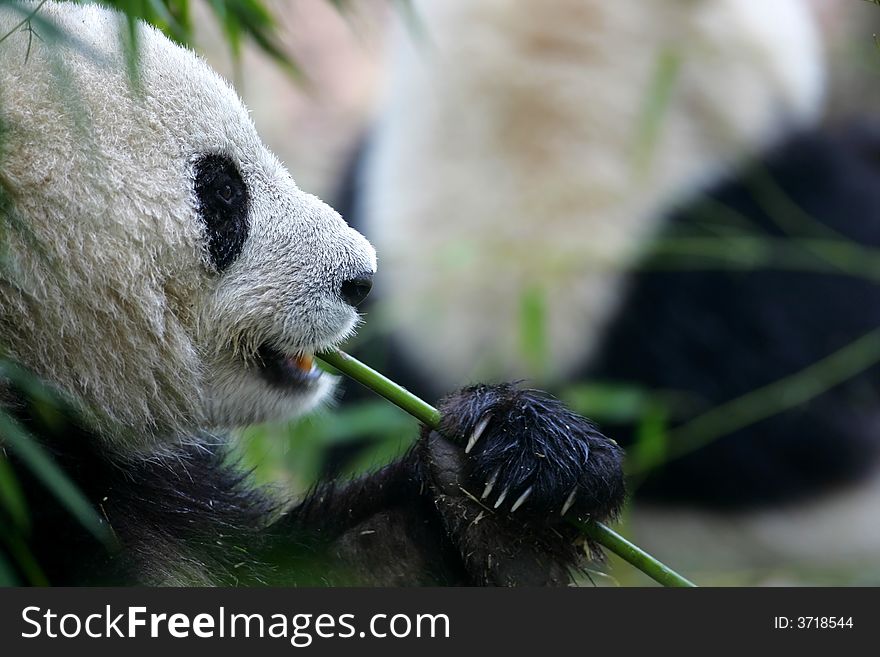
left=0, top=2, right=376, bottom=446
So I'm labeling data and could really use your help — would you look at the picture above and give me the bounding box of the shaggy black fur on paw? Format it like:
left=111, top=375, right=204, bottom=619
left=432, top=383, right=625, bottom=522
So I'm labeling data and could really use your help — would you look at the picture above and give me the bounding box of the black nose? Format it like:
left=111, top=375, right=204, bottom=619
left=340, top=272, right=373, bottom=307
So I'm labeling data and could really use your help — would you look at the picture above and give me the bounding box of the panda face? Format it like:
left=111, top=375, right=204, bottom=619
left=193, top=149, right=377, bottom=430
left=0, top=2, right=376, bottom=444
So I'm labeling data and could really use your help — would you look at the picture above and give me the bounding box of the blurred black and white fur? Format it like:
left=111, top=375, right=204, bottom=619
left=339, top=0, right=880, bottom=575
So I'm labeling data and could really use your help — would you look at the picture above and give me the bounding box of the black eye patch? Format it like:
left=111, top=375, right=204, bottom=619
left=193, top=153, right=251, bottom=271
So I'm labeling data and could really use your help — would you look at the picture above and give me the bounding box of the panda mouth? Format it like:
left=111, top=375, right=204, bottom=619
left=255, top=343, right=322, bottom=388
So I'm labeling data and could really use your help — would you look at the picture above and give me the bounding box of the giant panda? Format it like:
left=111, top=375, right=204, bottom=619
left=340, top=0, right=880, bottom=578
left=0, top=1, right=625, bottom=586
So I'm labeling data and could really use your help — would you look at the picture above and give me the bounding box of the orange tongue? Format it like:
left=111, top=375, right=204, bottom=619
left=294, top=355, right=314, bottom=372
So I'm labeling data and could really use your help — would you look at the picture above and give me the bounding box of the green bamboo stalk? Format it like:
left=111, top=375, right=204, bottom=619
left=579, top=520, right=696, bottom=588
left=317, top=349, right=696, bottom=588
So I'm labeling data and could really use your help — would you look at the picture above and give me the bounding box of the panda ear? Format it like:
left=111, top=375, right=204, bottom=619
left=193, top=153, right=251, bottom=272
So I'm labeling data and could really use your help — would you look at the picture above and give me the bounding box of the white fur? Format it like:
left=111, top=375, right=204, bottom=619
left=360, top=0, right=824, bottom=388
left=0, top=2, right=376, bottom=448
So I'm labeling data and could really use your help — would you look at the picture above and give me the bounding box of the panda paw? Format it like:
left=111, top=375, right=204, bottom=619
left=427, top=383, right=625, bottom=523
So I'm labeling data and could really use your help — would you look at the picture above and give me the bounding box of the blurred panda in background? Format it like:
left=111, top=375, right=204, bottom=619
left=337, top=0, right=880, bottom=583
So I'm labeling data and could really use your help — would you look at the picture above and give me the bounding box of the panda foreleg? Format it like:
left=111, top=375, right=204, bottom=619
left=278, top=384, right=626, bottom=585
left=8, top=382, right=624, bottom=586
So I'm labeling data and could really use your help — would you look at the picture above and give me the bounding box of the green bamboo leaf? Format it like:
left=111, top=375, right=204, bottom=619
left=0, top=450, right=28, bottom=531
left=561, top=383, right=653, bottom=423
left=169, top=0, right=192, bottom=37
left=0, top=549, right=20, bottom=586
left=652, top=327, right=880, bottom=470
left=145, top=0, right=190, bottom=43
left=0, top=411, right=115, bottom=547
left=633, top=47, right=681, bottom=174
left=519, top=285, right=548, bottom=379
left=1, top=528, right=47, bottom=585
left=627, top=404, right=669, bottom=476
